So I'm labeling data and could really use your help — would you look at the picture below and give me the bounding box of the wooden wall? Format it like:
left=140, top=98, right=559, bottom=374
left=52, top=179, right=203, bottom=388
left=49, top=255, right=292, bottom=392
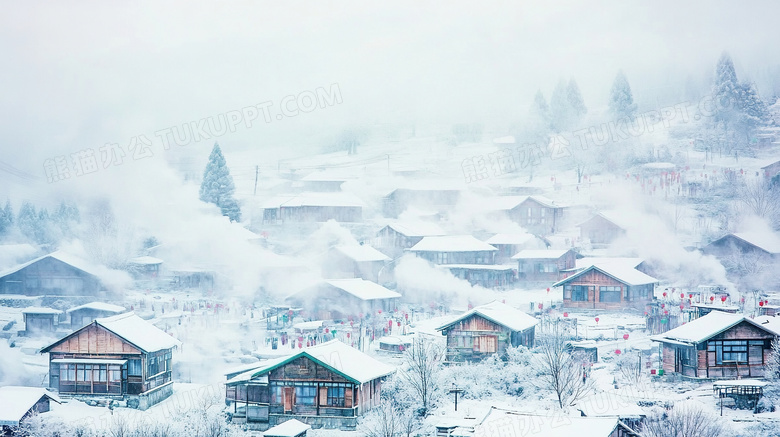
left=47, top=324, right=141, bottom=355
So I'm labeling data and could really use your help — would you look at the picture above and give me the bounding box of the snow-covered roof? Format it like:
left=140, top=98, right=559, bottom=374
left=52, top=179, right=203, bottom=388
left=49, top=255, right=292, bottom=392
left=437, top=301, right=538, bottom=333
left=0, top=251, right=103, bottom=280
left=481, top=196, right=527, bottom=211
left=323, top=278, right=401, bottom=301
left=334, top=244, right=390, bottom=262
left=0, top=386, right=61, bottom=427
left=382, top=221, right=447, bottom=238
left=729, top=232, right=780, bottom=254
left=265, top=192, right=365, bottom=208
left=409, top=235, right=497, bottom=253
left=484, top=233, right=534, bottom=245
left=128, top=256, right=163, bottom=265
left=228, top=339, right=395, bottom=385
left=754, top=315, right=780, bottom=336
left=21, top=307, right=62, bottom=315
left=524, top=195, right=563, bottom=209
left=437, top=264, right=514, bottom=271
left=652, top=311, right=773, bottom=345
left=574, top=257, right=643, bottom=270
left=713, top=379, right=769, bottom=388
left=264, top=418, right=312, bottom=437
left=66, top=301, right=126, bottom=314
left=578, top=211, right=631, bottom=230
left=293, top=320, right=324, bottom=331
left=553, top=263, right=657, bottom=287
left=475, top=408, right=625, bottom=437
left=44, top=312, right=180, bottom=354
left=512, top=249, right=571, bottom=259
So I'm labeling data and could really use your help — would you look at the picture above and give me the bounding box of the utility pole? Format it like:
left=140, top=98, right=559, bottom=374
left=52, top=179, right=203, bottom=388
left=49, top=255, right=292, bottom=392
left=253, top=165, right=259, bottom=196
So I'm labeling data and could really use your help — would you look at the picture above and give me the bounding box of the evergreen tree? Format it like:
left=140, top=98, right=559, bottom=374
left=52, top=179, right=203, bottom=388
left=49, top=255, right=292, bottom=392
left=35, top=208, right=53, bottom=244
left=550, top=80, right=575, bottom=132
left=0, top=200, right=12, bottom=237
left=566, top=78, right=587, bottom=119
left=712, top=52, right=741, bottom=126
left=736, top=82, right=768, bottom=141
left=16, top=202, right=38, bottom=242
left=199, top=143, right=241, bottom=222
left=608, top=70, right=637, bottom=119
left=529, top=90, right=551, bottom=130
left=53, top=201, right=80, bottom=239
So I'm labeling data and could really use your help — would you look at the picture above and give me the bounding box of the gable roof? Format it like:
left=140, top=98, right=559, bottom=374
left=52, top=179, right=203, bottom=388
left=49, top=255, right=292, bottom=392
left=512, top=249, right=571, bottom=260
left=381, top=221, right=447, bottom=238
left=0, top=386, right=61, bottom=427
left=42, top=312, right=181, bottom=354
left=577, top=211, right=630, bottom=230
left=484, top=233, right=535, bottom=245
left=66, top=301, right=126, bottom=314
left=475, top=407, right=633, bottom=437
left=709, top=232, right=780, bottom=255
left=574, top=257, right=643, bottom=270
left=651, top=311, right=774, bottom=345
left=0, top=251, right=102, bottom=280
left=227, top=339, right=395, bottom=385
left=521, top=195, right=563, bottom=209
left=334, top=245, right=390, bottom=262
left=322, top=278, right=401, bottom=301
left=21, top=307, right=62, bottom=315
left=264, top=418, right=312, bottom=437
left=553, top=263, right=657, bottom=287
left=437, top=301, right=538, bottom=333
left=409, top=235, right=497, bottom=253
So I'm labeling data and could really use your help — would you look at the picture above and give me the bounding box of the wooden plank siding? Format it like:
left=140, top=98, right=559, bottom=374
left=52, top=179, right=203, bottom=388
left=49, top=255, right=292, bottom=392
left=562, top=269, right=652, bottom=310
left=442, top=313, right=534, bottom=363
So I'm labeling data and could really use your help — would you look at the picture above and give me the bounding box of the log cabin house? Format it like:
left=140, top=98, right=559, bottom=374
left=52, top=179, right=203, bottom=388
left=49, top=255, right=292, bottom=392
left=0, top=251, right=108, bottom=297
left=408, top=235, right=498, bottom=265
left=0, top=387, right=61, bottom=431
left=436, top=301, right=539, bottom=363
left=40, top=312, right=181, bottom=410
left=554, top=262, right=657, bottom=310
left=321, top=245, right=390, bottom=283
left=652, top=311, right=779, bottom=379
left=286, top=278, right=401, bottom=321
left=224, top=339, right=395, bottom=430
left=375, top=221, right=446, bottom=258
left=512, top=249, right=576, bottom=283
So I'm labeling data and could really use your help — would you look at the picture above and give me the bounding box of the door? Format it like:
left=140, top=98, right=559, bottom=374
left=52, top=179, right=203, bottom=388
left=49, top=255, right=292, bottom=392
left=283, top=387, right=294, bottom=413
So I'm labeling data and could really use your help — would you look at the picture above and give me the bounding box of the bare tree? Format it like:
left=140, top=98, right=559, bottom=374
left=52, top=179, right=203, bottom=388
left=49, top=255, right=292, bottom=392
left=615, top=350, right=645, bottom=385
left=401, top=337, right=443, bottom=416
left=641, top=402, right=725, bottom=437
left=533, top=320, right=596, bottom=409
left=738, top=177, right=780, bottom=226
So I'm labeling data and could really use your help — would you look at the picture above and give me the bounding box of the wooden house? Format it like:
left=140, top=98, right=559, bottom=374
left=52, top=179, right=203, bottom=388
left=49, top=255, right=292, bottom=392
left=475, top=407, right=638, bottom=437
left=0, top=387, right=61, bottom=430
left=262, top=192, right=364, bottom=223
left=481, top=196, right=566, bottom=235
left=224, top=339, right=395, bottom=430
left=484, top=233, right=545, bottom=264
left=127, top=256, right=163, bottom=279
left=40, top=312, right=181, bottom=410
left=408, top=235, right=497, bottom=265
left=375, top=222, right=446, bottom=258
left=512, top=249, right=576, bottom=283
left=553, top=262, right=657, bottom=310
left=652, top=311, right=778, bottom=379
left=577, top=212, right=628, bottom=245
left=703, top=232, right=780, bottom=259
left=321, top=245, right=390, bottom=283
left=382, top=187, right=462, bottom=218
left=20, top=307, right=62, bottom=336
left=762, top=159, right=780, bottom=179
left=436, top=264, right=515, bottom=289
left=66, top=301, right=127, bottom=329
left=286, top=279, right=401, bottom=320
left=0, top=251, right=108, bottom=297
left=436, top=301, right=539, bottom=363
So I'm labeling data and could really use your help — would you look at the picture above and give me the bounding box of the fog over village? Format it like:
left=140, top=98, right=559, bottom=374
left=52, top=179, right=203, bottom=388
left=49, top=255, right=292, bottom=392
left=2, top=2, right=780, bottom=437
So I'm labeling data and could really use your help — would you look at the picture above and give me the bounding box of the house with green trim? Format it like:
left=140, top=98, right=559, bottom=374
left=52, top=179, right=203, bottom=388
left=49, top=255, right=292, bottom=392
left=224, top=339, right=395, bottom=430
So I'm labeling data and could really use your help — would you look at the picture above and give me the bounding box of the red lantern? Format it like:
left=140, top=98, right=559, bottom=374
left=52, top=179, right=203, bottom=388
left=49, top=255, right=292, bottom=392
left=388, top=320, right=393, bottom=328
left=325, top=328, right=330, bottom=333
left=623, top=334, right=629, bottom=340
left=680, top=293, right=685, bottom=299
left=547, top=287, right=550, bottom=293
left=347, top=332, right=351, bottom=338
left=397, top=321, right=401, bottom=327
left=680, top=304, right=684, bottom=310
left=563, top=312, right=569, bottom=318
left=404, top=313, right=408, bottom=320
left=615, top=349, right=622, bottom=355
left=760, top=301, right=765, bottom=307
left=663, top=292, right=667, bottom=297
left=538, top=303, right=543, bottom=310
left=710, top=296, right=715, bottom=302
left=661, top=304, right=665, bottom=309
left=664, top=310, right=669, bottom=315
left=721, top=296, right=727, bottom=302
left=378, top=309, right=382, bottom=314
left=595, top=317, right=600, bottom=324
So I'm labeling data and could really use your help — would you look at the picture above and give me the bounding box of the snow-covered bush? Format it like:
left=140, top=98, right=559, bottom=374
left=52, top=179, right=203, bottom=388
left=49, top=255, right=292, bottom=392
left=641, top=402, right=728, bottom=437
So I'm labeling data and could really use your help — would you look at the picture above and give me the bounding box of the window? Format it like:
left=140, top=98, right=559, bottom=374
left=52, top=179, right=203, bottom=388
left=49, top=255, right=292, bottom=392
left=109, top=365, right=122, bottom=382
left=128, top=359, right=142, bottom=377
left=271, top=385, right=283, bottom=403
left=566, top=285, right=588, bottom=302
left=295, top=386, right=316, bottom=405
left=456, top=335, right=474, bottom=349
left=540, top=208, right=546, bottom=217
left=147, top=355, right=160, bottom=377
left=708, top=340, right=748, bottom=365
left=94, top=366, right=106, bottom=382
left=436, top=252, right=449, bottom=264
left=599, top=286, right=621, bottom=303
left=60, top=364, right=75, bottom=381
left=328, top=387, right=345, bottom=407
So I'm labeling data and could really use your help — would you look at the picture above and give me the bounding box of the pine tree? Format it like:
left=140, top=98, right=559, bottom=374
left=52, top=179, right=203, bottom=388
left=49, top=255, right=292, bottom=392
left=529, top=90, right=551, bottom=130
left=550, top=80, right=575, bottom=132
left=53, top=201, right=80, bottom=239
left=17, top=202, right=38, bottom=242
left=608, top=70, right=637, bottom=119
left=566, top=78, right=587, bottom=119
left=35, top=208, right=53, bottom=244
left=199, top=143, right=241, bottom=222
left=737, top=82, right=768, bottom=141
left=0, top=200, right=12, bottom=237
left=712, top=52, right=741, bottom=126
